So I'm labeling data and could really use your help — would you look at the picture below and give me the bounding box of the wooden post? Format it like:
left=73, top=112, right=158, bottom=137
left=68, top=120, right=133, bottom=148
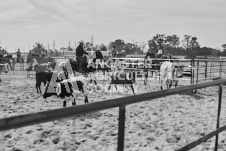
left=215, top=84, right=223, bottom=151
left=117, top=105, right=126, bottom=151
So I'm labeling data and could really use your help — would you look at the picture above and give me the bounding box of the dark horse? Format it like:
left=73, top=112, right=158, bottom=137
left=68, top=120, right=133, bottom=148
left=0, top=54, right=13, bottom=70
left=66, top=56, right=96, bottom=75
left=66, top=55, right=111, bottom=77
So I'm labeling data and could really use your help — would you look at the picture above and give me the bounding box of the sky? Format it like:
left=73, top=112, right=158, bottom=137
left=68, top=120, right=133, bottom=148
left=0, top=0, right=225, bottom=52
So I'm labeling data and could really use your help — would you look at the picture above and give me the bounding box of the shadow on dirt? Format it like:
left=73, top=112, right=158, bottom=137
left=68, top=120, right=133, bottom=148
left=178, top=91, right=204, bottom=100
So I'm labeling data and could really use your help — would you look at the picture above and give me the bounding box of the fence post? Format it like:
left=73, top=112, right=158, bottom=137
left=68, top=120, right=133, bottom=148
left=210, top=61, right=213, bottom=80
left=205, top=60, right=207, bottom=82
left=215, top=84, right=223, bottom=151
left=219, top=61, right=222, bottom=79
left=144, top=58, right=147, bottom=85
left=196, top=60, right=199, bottom=84
left=117, top=105, right=126, bottom=151
left=190, top=59, right=193, bottom=85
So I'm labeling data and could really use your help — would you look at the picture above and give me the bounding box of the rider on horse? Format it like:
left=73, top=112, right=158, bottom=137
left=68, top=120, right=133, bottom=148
left=145, top=49, right=156, bottom=59
left=75, top=40, right=88, bottom=73
left=156, top=48, right=163, bottom=58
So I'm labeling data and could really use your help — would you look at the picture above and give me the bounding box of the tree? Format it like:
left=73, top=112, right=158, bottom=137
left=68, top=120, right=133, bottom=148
left=31, top=43, right=46, bottom=56
left=139, top=42, right=147, bottom=54
left=164, top=35, right=180, bottom=55
left=99, top=44, right=107, bottom=51
left=148, top=34, right=166, bottom=54
left=108, top=39, right=125, bottom=54
left=222, top=44, right=226, bottom=51
left=182, top=35, right=200, bottom=59
left=196, top=47, right=215, bottom=56
left=148, top=40, right=158, bottom=54
left=47, top=49, right=55, bottom=57
left=123, top=43, right=134, bottom=54
left=166, top=35, right=180, bottom=47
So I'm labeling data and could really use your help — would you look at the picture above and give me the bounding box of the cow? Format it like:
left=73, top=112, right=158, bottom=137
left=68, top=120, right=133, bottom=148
left=35, top=67, right=69, bottom=94
left=108, top=71, right=136, bottom=95
left=43, top=75, right=91, bottom=107
left=58, top=60, right=101, bottom=90
left=160, top=61, right=184, bottom=90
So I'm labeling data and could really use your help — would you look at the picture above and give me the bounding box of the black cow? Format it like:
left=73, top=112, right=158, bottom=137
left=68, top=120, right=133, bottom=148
left=35, top=68, right=69, bottom=94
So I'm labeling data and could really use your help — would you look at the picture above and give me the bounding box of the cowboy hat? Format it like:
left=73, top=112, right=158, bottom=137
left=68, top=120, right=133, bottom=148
left=78, top=40, right=84, bottom=44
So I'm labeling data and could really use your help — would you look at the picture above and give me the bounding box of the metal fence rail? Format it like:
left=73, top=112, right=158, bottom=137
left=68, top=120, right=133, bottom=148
left=0, top=79, right=226, bottom=151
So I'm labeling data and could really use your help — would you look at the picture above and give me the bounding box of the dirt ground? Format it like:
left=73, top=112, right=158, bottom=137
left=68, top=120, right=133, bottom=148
left=1, top=71, right=226, bottom=151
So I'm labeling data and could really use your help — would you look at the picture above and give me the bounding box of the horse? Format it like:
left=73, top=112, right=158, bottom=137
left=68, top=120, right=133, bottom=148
left=144, top=54, right=179, bottom=83
left=0, top=54, right=13, bottom=70
left=12, top=55, right=25, bottom=71
left=65, top=55, right=96, bottom=76
left=160, top=61, right=184, bottom=89
left=65, top=53, right=111, bottom=78
left=27, top=53, right=56, bottom=70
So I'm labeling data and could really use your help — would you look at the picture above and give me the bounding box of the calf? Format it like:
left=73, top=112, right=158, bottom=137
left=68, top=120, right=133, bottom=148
left=108, top=71, right=135, bottom=95
left=43, top=75, right=89, bottom=107
left=160, top=61, right=184, bottom=90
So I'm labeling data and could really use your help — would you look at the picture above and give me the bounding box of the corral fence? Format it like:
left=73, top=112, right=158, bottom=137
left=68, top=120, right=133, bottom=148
left=110, top=58, right=226, bottom=86
left=2, top=56, right=226, bottom=85
left=0, top=79, right=226, bottom=151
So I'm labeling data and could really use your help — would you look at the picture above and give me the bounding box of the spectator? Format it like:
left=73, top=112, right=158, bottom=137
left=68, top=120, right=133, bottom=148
left=156, top=49, right=163, bottom=58
left=145, top=49, right=155, bottom=59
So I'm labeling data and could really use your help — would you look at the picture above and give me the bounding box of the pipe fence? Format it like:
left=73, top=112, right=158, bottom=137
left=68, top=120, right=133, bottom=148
left=0, top=79, right=226, bottom=151
left=2, top=57, right=226, bottom=86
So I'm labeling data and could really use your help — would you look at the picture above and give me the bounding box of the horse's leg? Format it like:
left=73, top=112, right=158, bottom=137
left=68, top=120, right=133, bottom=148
left=8, top=61, right=12, bottom=70
left=160, top=80, right=163, bottom=90
left=130, top=84, right=135, bottom=95
left=36, top=82, right=40, bottom=93
left=175, top=80, right=178, bottom=88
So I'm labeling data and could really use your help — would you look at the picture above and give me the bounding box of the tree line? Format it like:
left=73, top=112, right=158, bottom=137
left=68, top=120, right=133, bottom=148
left=108, top=34, right=226, bottom=58
left=9, top=34, right=226, bottom=58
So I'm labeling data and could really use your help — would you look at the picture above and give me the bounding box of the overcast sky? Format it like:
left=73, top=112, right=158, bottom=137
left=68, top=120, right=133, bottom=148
left=0, top=0, right=225, bottom=52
